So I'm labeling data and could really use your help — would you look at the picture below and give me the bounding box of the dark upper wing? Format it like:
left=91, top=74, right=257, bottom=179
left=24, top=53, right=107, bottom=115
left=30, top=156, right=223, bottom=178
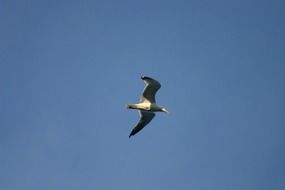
left=129, top=111, right=155, bottom=138
left=140, top=76, right=161, bottom=103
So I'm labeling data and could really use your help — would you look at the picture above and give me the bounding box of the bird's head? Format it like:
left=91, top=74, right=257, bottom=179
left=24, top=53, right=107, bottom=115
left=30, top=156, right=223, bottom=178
left=161, top=107, right=169, bottom=114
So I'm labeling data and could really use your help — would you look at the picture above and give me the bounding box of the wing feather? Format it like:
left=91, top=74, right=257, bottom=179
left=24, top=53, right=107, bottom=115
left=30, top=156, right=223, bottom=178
left=129, top=111, right=155, bottom=138
left=140, top=76, right=161, bottom=103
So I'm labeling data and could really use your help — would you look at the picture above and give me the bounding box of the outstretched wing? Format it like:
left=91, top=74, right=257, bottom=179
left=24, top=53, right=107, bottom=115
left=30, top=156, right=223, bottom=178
left=129, top=111, right=155, bottom=138
left=140, top=76, right=161, bottom=103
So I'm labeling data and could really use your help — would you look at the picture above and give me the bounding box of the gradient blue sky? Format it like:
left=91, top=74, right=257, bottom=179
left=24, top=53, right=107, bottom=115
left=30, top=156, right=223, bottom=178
left=1, top=0, right=285, bottom=189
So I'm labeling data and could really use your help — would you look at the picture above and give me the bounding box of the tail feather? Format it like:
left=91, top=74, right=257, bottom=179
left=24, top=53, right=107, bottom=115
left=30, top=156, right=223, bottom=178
left=127, top=104, right=137, bottom=109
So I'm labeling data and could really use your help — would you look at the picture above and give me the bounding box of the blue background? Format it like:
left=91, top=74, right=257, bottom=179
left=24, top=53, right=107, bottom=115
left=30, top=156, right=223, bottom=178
left=1, top=0, right=285, bottom=189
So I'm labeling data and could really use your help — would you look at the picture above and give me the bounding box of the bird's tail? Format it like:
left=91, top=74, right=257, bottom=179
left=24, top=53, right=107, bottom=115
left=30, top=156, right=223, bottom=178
left=126, top=104, right=138, bottom=109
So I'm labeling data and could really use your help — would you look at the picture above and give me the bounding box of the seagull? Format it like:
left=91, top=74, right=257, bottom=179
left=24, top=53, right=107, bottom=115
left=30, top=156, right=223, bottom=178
left=127, top=76, right=169, bottom=138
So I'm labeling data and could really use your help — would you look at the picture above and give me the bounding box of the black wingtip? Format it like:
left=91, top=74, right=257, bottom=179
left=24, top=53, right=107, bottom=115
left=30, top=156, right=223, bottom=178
left=129, top=129, right=137, bottom=138
left=129, top=131, right=134, bottom=138
left=141, top=76, right=152, bottom=80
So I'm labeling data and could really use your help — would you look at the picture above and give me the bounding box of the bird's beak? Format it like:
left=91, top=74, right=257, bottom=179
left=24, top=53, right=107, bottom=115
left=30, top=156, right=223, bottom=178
left=162, top=108, right=169, bottom=114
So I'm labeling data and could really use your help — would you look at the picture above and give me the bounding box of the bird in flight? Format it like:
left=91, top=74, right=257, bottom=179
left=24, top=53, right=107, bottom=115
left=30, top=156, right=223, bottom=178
left=127, top=76, right=169, bottom=138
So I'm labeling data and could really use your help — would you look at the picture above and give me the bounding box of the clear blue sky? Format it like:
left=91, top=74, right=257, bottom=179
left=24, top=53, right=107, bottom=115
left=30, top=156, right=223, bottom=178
left=1, top=0, right=285, bottom=189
